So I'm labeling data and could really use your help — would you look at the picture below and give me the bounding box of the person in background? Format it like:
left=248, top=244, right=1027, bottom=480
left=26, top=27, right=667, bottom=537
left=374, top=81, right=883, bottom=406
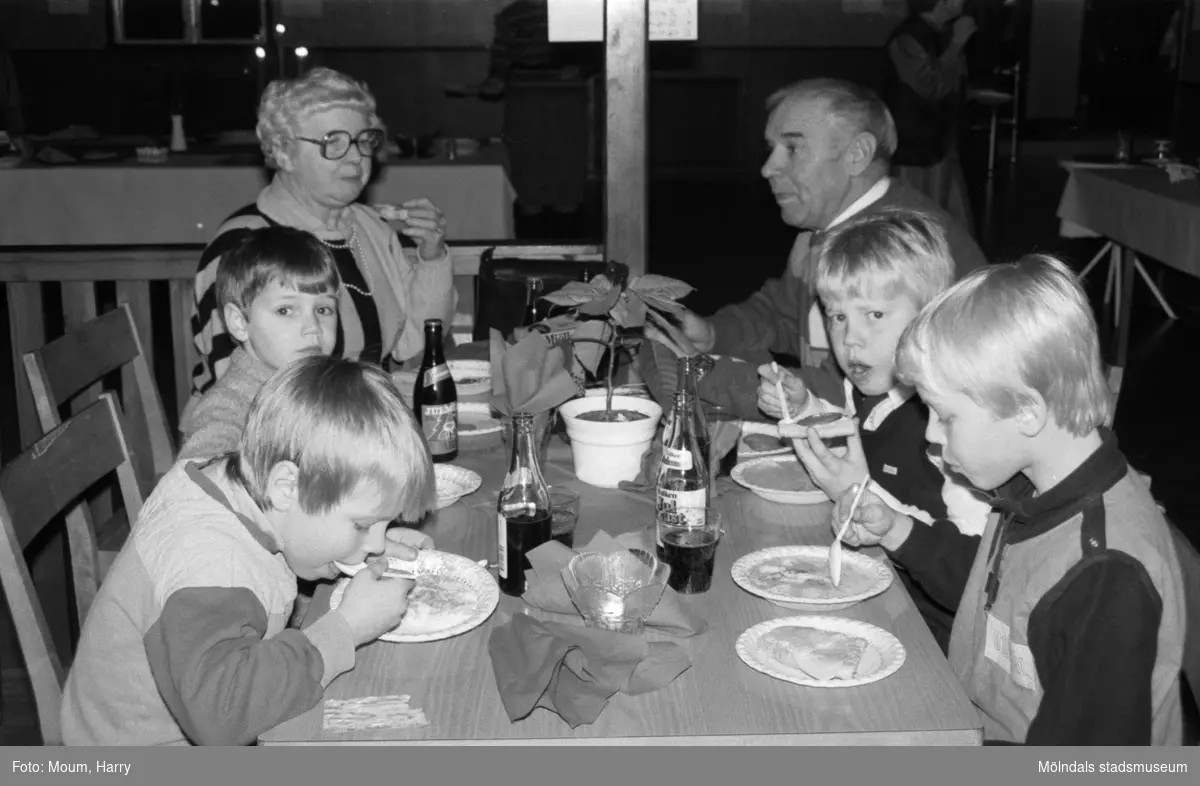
left=0, top=32, right=32, bottom=159
left=644, top=79, right=986, bottom=420
left=188, top=67, right=456, bottom=414
left=479, top=0, right=601, bottom=238
left=884, top=0, right=977, bottom=237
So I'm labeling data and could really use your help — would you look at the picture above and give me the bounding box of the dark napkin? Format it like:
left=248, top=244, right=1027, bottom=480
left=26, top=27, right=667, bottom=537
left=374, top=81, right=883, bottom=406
left=488, top=612, right=692, bottom=727
left=521, top=530, right=706, bottom=637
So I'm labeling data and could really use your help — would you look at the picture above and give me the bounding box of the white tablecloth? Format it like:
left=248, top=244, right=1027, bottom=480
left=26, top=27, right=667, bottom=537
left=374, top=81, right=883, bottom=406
left=0, top=147, right=515, bottom=246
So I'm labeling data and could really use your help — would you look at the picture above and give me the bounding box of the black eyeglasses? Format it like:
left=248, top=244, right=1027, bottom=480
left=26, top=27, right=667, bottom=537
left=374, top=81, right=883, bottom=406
left=295, top=129, right=386, bottom=160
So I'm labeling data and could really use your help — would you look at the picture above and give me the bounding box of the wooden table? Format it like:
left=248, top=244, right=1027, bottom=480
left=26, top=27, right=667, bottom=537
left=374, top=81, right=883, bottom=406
left=260, top=439, right=982, bottom=746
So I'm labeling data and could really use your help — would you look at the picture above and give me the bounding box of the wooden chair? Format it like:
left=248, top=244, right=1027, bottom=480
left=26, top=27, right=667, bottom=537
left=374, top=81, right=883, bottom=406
left=0, top=393, right=143, bottom=745
left=23, top=302, right=174, bottom=504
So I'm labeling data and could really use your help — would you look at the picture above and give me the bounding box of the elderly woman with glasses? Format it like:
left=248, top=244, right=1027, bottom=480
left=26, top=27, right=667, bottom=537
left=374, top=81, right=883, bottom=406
left=186, top=67, right=456, bottom=408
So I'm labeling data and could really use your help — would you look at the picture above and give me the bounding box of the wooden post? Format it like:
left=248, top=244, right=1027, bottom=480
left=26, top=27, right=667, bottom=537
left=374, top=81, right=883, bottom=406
left=604, top=0, right=649, bottom=277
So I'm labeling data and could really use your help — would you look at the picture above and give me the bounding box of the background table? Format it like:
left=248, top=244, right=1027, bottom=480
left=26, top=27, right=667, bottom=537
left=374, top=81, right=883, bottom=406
left=260, top=439, right=983, bottom=746
left=1057, top=163, right=1197, bottom=365
left=0, top=146, right=515, bottom=246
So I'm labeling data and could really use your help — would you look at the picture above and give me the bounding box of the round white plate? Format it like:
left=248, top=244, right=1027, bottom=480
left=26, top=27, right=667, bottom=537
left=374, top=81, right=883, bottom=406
left=731, top=455, right=827, bottom=505
left=731, top=545, right=893, bottom=612
left=736, top=615, right=906, bottom=688
left=448, top=360, right=491, bottom=397
left=329, top=550, right=499, bottom=643
left=738, top=421, right=793, bottom=459
left=456, top=402, right=502, bottom=438
left=434, top=464, right=482, bottom=509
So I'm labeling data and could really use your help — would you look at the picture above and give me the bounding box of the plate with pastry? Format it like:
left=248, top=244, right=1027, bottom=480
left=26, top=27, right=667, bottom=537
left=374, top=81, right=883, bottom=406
left=736, top=615, right=905, bottom=688
left=738, top=421, right=793, bottom=459
left=329, top=550, right=499, bottom=643
left=731, top=455, right=827, bottom=505
left=731, top=545, right=893, bottom=611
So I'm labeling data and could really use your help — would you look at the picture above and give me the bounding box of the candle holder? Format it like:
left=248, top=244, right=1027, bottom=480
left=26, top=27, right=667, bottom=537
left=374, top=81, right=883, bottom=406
left=561, top=550, right=670, bottom=635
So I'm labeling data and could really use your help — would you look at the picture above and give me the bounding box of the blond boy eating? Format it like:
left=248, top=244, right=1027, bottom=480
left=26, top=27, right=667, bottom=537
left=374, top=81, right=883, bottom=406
left=62, top=357, right=436, bottom=745
left=837, top=254, right=1186, bottom=744
left=758, top=208, right=990, bottom=650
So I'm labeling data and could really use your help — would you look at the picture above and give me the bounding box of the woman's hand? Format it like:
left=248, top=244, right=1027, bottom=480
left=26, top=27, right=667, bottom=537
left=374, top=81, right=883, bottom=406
left=396, top=198, right=448, bottom=260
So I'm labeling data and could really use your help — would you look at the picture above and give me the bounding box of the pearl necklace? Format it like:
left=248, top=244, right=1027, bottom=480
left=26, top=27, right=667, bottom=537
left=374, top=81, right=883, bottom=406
left=317, top=222, right=374, bottom=298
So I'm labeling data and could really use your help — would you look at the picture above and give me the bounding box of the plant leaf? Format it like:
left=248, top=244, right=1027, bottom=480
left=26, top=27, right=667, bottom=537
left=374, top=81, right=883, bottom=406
left=640, top=293, right=687, bottom=315
left=542, top=280, right=604, bottom=307
left=630, top=274, right=694, bottom=302
left=577, top=281, right=622, bottom=316
left=611, top=291, right=647, bottom=329
left=570, top=320, right=611, bottom=375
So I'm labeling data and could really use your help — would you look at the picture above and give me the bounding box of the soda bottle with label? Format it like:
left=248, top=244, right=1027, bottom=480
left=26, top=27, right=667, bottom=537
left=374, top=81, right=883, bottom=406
left=655, top=377, right=709, bottom=556
left=496, top=412, right=552, bottom=596
left=660, top=356, right=710, bottom=462
left=413, top=318, right=458, bottom=463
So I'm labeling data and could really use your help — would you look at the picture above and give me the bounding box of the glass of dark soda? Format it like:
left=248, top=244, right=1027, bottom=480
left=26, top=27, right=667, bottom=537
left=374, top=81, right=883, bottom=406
left=548, top=485, right=580, bottom=548
left=657, top=507, right=722, bottom=594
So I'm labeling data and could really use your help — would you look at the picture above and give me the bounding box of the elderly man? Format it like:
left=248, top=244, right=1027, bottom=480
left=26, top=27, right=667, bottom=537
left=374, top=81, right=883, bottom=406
left=647, top=77, right=986, bottom=418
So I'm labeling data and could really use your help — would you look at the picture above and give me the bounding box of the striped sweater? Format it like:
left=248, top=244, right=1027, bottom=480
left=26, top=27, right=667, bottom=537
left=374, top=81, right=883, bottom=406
left=61, top=459, right=355, bottom=746
left=188, top=176, right=457, bottom=404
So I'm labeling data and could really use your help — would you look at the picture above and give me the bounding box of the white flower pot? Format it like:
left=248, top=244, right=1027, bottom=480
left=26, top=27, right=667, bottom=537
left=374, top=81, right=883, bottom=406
left=558, top=395, right=663, bottom=488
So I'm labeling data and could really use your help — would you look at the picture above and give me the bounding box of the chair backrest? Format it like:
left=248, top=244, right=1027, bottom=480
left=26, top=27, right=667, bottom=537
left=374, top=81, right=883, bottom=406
left=473, top=245, right=607, bottom=341
left=0, top=393, right=142, bottom=745
left=24, top=302, right=175, bottom=496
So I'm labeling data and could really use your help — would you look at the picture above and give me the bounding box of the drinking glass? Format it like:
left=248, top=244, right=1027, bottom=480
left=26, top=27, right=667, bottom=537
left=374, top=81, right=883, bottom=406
left=548, top=485, right=581, bottom=548
left=656, top=507, right=723, bottom=594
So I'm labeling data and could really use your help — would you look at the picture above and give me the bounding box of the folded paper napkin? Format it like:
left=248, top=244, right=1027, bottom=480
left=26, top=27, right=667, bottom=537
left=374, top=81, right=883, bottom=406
left=322, top=695, right=430, bottom=733
left=488, top=612, right=692, bottom=727
left=521, top=530, right=707, bottom=637
left=490, top=328, right=581, bottom=416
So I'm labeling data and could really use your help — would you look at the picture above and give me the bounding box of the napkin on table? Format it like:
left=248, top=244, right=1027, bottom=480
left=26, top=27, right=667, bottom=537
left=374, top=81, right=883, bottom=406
left=520, top=530, right=707, bottom=637
left=488, top=611, right=692, bottom=728
left=489, top=328, right=581, bottom=416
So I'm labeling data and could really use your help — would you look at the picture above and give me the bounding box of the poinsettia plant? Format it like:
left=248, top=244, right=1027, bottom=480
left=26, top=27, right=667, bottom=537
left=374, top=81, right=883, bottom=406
left=534, top=261, right=694, bottom=421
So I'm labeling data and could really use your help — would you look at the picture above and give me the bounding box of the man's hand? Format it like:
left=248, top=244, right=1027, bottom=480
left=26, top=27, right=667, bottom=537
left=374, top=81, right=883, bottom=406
left=756, top=363, right=810, bottom=420
left=643, top=306, right=715, bottom=357
left=951, top=16, right=977, bottom=47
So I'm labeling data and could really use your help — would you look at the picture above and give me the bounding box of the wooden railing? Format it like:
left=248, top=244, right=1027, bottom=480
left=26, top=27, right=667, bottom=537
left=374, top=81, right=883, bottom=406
left=0, top=242, right=604, bottom=462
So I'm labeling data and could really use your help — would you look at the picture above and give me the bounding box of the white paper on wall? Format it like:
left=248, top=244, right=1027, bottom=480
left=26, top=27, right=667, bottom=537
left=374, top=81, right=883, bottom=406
left=548, top=0, right=699, bottom=42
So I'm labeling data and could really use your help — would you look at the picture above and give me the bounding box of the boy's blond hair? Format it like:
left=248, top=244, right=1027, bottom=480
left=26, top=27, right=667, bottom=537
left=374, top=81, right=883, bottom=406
left=814, top=208, right=954, bottom=309
left=230, top=356, right=434, bottom=519
left=897, top=253, right=1112, bottom=436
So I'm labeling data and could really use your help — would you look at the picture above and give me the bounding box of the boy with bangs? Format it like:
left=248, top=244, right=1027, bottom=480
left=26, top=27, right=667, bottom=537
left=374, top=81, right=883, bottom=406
left=757, top=208, right=990, bottom=651
left=180, top=225, right=341, bottom=460
left=836, top=254, right=1186, bottom=744
left=62, top=356, right=437, bottom=746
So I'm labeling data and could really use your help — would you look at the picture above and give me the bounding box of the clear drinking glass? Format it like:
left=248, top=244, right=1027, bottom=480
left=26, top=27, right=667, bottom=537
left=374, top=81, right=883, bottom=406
left=561, top=550, right=671, bottom=635
left=548, top=485, right=580, bottom=548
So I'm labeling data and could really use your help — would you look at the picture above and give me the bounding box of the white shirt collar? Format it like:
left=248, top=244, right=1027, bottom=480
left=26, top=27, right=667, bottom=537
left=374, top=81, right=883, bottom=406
left=827, top=176, right=890, bottom=230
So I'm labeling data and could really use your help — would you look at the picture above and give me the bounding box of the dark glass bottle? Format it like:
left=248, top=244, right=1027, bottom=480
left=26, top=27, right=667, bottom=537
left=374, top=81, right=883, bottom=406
left=522, top=277, right=546, bottom=327
left=413, top=318, right=458, bottom=463
left=497, top=413, right=552, bottom=596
